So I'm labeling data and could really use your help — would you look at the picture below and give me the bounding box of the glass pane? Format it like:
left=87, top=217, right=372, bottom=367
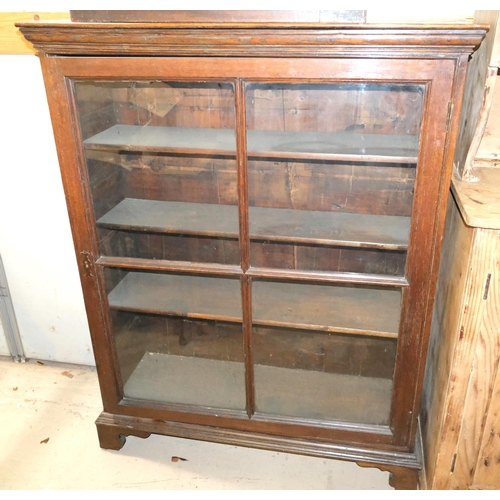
left=104, top=268, right=245, bottom=410
left=245, top=83, right=424, bottom=276
left=252, top=280, right=400, bottom=425
left=74, top=81, right=239, bottom=265
left=253, top=326, right=396, bottom=425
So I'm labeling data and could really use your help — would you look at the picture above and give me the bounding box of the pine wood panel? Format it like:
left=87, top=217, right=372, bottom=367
left=84, top=124, right=419, bottom=163
left=107, top=272, right=401, bottom=338
left=450, top=228, right=500, bottom=488
left=452, top=168, right=500, bottom=229
left=421, top=193, right=500, bottom=490
left=420, top=194, right=475, bottom=488
left=0, top=12, right=69, bottom=54
left=472, top=228, right=500, bottom=488
left=97, top=198, right=410, bottom=250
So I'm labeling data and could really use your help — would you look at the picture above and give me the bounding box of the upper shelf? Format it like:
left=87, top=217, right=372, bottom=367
left=97, top=198, right=410, bottom=251
left=84, top=124, right=419, bottom=164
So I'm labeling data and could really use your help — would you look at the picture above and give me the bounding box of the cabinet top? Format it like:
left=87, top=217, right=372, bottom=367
left=17, top=19, right=487, bottom=58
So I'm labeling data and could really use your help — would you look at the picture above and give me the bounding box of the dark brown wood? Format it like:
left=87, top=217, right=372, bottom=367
left=17, top=16, right=486, bottom=488
left=17, top=22, right=486, bottom=58
left=97, top=256, right=243, bottom=277
left=357, top=461, right=420, bottom=489
left=96, top=420, right=151, bottom=450
left=96, top=255, right=407, bottom=287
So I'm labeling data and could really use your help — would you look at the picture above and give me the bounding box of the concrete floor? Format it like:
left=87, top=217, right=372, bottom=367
left=0, top=356, right=393, bottom=490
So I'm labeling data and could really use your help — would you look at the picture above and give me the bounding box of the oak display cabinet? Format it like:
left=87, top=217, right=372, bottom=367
left=18, top=15, right=486, bottom=489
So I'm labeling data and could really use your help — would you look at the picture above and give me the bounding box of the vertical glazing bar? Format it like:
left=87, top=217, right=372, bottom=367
left=235, top=79, right=255, bottom=417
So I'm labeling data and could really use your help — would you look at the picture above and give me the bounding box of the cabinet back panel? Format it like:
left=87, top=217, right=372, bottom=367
left=246, top=84, right=424, bottom=136
left=111, top=312, right=396, bottom=386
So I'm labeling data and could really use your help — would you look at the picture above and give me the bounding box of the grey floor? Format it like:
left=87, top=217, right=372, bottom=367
left=0, top=356, right=393, bottom=490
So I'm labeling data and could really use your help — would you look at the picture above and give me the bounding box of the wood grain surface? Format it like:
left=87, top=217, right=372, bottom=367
left=84, top=124, right=419, bottom=163
left=0, top=12, right=69, bottom=54
left=107, top=271, right=401, bottom=338
left=452, top=168, right=500, bottom=229
left=97, top=198, right=410, bottom=250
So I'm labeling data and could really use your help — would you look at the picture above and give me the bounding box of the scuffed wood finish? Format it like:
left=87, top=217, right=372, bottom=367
left=96, top=420, right=151, bottom=450
left=17, top=21, right=486, bottom=58
left=95, top=410, right=419, bottom=469
left=357, top=461, right=420, bottom=489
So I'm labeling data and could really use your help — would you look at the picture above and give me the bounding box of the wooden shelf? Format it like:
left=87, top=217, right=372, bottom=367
left=124, top=352, right=392, bottom=424
left=97, top=198, right=410, bottom=251
left=84, top=124, right=419, bottom=164
left=452, top=168, right=500, bottom=229
left=107, top=272, right=401, bottom=338
left=108, top=273, right=243, bottom=323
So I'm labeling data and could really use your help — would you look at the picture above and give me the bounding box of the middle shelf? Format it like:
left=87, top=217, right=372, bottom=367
left=97, top=198, right=410, bottom=251
left=107, top=272, right=401, bottom=338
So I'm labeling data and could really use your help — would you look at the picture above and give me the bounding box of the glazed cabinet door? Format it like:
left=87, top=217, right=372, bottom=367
left=44, top=55, right=456, bottom=447
left=73, top=79, right=249, bottom=413
left=244, top=82, right=423, bottom=426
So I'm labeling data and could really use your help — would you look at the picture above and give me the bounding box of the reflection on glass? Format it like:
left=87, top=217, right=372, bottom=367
left=105, top=269, right=245, bottom=410
left=74, top=81, right=239, bottom=265
left=245, top=83, right=424, bottom=275
left=251, top=280, right=400, bottom=425
left=253, top=325, right=397, bottom=425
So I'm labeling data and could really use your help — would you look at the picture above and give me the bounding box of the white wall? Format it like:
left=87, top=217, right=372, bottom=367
left=0, top=55, right=94, bottom=365
left=0, top=317, right=8, bottom=356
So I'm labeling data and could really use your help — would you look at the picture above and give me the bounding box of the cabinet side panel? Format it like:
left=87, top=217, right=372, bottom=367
left=420, top=194, right=474, bottom=488
left=454, top=229, right=500, bottom=489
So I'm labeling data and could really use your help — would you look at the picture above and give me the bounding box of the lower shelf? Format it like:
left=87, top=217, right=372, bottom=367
left=107, top=272, right=401, bottom=338
left=124, top=352, right=393, bottom=425
left=124, top=352, right=246, bottom=410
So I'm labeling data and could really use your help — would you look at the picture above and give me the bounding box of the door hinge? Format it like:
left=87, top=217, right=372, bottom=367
left=81, top=251, right=93, bottom=278
left=0, top=286, right=7, bottom=298
left=483, top=273, right=492, bottom=300
left=446, top=101, right=454, bottom=133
